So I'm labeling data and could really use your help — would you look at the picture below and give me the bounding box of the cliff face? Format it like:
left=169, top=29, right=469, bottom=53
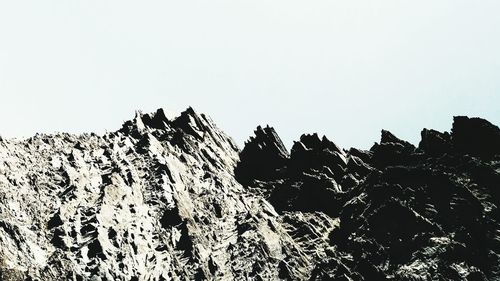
left=237, top=116, right=500, bottom=281
left=0, top=109, right=499, bottom=281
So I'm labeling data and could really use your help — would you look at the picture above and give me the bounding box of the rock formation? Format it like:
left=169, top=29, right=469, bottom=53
left=0, top=108, right=499, bottom=280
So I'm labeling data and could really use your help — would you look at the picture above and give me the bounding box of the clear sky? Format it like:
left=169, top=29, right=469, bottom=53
left=0, top=1, right=499, bottom=150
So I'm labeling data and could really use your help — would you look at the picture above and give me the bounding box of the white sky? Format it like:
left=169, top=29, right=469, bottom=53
left=0, top=1, right=499, bottom=149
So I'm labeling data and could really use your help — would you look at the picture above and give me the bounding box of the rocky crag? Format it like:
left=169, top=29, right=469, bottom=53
left=0, top=108, right=499, bottom=280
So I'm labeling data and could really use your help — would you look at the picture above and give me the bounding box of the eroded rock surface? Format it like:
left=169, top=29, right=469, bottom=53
left=237, top=116, right=500, bottom=281
left=0, top=108, right=320, bottom=280
left=0, top=110, right=499, bottom=281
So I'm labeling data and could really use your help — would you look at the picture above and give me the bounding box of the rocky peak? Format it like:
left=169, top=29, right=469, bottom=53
left=119, top=108, right=171, bottom=138
left=235, top=125, right=289, bottom=185
left=238, top=115, right=500, bottom=280
left=171, top=107, right=209, bottom=140
left=452, top=116, right=500, bottom=159
left=419, top=128, right=452, bottom=156
left=0, top=107, right=245, bottom=280
left=287, top=137, right=345, bottom=190
left=369, top=129, right=418, bottom=169
left=140, top=108, right=170, bottom=130
left=291, top=133, right=343, bottom=156
left=380, top=129, right=414, bottom=148
left=0, top=112, right=499, bottom=281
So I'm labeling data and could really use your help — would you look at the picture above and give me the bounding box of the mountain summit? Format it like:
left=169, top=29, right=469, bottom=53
left=0, top=108, right=499, bottom=280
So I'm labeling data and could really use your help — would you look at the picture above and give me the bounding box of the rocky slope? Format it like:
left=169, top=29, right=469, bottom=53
left=0, top=109, right=499, bottom=281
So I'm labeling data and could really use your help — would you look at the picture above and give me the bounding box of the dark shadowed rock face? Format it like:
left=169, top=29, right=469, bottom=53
left=234, top=125, right=289, bottom=185
left=0, top=110, right=499, bottom=281
left=236, top=116, right=500, bottom=281
left=419, top=128, right=452, bottom=156
left=451, top=116, right=500, bottom=159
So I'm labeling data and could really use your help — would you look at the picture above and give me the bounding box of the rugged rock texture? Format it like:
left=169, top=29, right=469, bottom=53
left=235, top=126, right=289, bottom=186
left=0, top=108, right=319, bottom=280
left=237, top=116, right=500, bottom=281
left=0, top=109, right=499, bottom=281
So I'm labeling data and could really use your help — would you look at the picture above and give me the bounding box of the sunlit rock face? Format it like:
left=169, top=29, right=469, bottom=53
left=0, top=109, right=499, bottom=281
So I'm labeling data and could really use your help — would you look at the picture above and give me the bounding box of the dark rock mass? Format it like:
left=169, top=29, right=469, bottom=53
left=236, top=115, right=500, bottom=281
left=235, top=125, right=289, bottom=185
left=0, top=110, right=499, bottom=281
left=451, top=116, right=500, bottom=159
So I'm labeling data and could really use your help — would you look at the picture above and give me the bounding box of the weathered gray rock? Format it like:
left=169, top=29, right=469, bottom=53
left=0, top=108, right=332, bottom=280
left=1, top=110, right=499, bottom=281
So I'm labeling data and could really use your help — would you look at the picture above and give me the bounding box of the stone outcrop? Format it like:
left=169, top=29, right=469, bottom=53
left=236, top=116, right=500, bottom=280
left=234, top=125, right=289, bottom=185
left=0, top=109, right=499, bottom=281
left=0, top=108, right=301, bottom=280
left=451, top=116, right=500, bottom=159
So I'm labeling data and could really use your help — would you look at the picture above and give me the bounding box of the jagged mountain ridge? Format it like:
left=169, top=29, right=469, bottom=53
left=0, top=108, right=499, bottom=281
left=237, top=116, right=500, bottom=280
